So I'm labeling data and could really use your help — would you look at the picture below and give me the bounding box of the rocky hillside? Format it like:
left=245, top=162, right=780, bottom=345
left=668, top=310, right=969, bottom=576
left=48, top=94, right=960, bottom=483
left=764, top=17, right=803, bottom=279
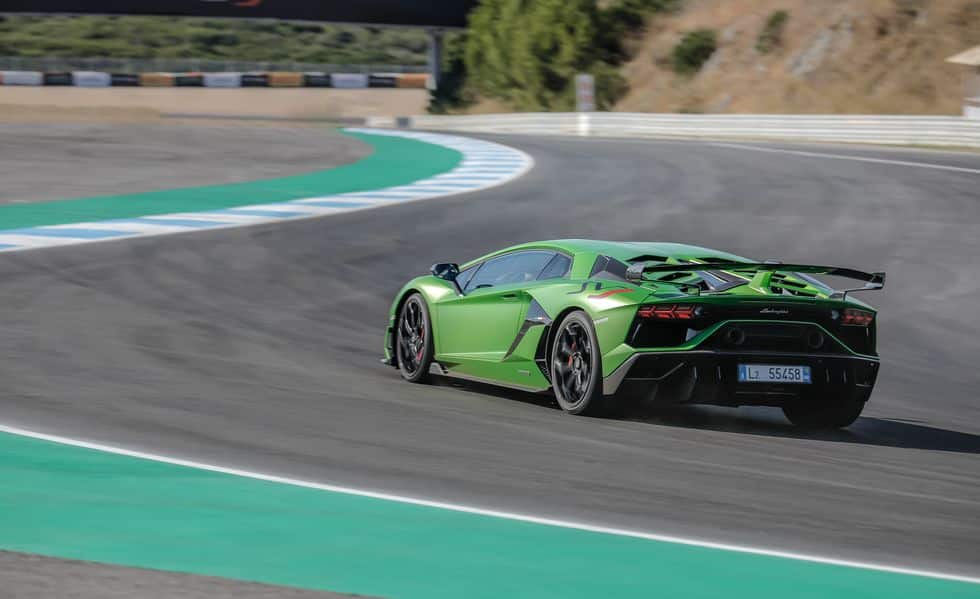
left=616, top=0, right=980, bottom=114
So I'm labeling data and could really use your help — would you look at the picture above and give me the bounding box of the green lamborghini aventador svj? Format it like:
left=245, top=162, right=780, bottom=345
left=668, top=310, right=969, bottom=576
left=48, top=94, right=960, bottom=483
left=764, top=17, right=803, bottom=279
left=384, top=240, right=885, bottom=429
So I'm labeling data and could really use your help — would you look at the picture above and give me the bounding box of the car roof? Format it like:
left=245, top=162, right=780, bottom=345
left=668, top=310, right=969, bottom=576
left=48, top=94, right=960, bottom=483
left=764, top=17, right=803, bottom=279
left=476, top=239, right=751, bottom=265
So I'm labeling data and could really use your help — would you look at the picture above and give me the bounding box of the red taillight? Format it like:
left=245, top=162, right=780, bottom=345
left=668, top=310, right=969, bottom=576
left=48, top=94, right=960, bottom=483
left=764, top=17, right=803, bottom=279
left=638, top=304, right=699, bottom=320
left=842, top=308, right=874, bottom=326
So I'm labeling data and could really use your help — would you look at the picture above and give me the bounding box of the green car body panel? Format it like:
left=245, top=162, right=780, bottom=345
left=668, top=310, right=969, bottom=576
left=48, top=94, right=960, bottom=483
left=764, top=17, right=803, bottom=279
left=384, top=240, right=882, bottom=412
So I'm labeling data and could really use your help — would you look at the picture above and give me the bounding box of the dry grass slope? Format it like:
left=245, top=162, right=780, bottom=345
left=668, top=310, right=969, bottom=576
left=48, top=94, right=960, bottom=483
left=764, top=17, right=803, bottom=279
left=616, top=0, right=980, bottom=114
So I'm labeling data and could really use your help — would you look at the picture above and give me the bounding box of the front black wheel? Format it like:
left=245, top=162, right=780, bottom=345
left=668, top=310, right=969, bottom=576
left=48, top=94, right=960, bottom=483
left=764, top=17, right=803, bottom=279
left=782, top=395, right=865, bottom=430
left=550, top=311, right=609, bottom=415
left=396, top=293, right=433, bottom=383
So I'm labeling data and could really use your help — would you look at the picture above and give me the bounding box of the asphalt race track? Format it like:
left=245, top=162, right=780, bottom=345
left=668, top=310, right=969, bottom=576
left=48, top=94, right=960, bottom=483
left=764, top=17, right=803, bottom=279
left=1, top=131, right=978, bottom=585
left=0, top=121, right=369, bottom=205
left=0, top=551, right=361, bottom=599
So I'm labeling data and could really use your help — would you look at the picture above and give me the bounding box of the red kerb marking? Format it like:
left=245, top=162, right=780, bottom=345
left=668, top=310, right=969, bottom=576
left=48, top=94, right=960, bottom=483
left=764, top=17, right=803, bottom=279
left=588, top=288, right=632, bottom=299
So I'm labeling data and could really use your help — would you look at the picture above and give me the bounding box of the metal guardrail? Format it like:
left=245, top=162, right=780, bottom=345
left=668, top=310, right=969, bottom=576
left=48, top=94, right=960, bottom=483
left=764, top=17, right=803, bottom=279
left=0, top=56, right=427, bottom=74
left=391, top=113, right=980, bottom=148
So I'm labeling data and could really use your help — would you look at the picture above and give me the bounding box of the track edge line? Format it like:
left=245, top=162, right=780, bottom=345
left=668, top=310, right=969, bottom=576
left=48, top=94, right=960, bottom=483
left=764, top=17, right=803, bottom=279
left=1, top=422, right=977, bottom=586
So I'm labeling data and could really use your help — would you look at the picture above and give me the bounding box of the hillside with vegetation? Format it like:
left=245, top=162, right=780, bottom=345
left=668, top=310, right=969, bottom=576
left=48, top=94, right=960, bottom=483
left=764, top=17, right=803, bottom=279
left=616, top=0, right=980, bottom=115
left=449, top=0, right=980, bottom=115
left=0, top=15, right=429, bottom=65
left=439, top=0, right=678, bottom=112
left=2, top=2, right=977, bottom=115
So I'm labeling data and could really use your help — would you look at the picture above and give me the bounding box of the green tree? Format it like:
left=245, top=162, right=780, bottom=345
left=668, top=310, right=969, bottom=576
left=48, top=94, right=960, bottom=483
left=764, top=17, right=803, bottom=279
left=756, top=10, right=789, bottom=54
left=429, top=34, right=473, bottom=114
left=671, top=29, right=716, bottom=75
left=511, top=0, right=598, bottom=109
left=466, top=0, right=627, bottom=111
left=0, top=15, right=430, bottom=65
left=464, top=0, right=525, bottom=104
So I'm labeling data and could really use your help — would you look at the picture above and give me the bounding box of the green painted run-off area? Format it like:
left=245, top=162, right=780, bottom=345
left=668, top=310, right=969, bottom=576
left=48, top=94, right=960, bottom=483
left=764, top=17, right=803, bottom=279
left=0, top=131, right=462, bottom=230
left=0, top=431, right=977, bottom=599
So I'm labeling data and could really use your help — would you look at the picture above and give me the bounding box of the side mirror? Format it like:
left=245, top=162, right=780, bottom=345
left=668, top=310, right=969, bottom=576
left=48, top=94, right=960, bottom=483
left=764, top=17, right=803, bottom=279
left=431, top=263, right=460, bottom=282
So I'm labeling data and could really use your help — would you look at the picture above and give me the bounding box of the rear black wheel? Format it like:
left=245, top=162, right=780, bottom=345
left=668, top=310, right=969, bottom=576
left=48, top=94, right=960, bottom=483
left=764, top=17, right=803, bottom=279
left=396, top=293, right=433, bottom=383
left=782, top=395, right=865, bottom=430
left=550, top=311, right=611, bottom=415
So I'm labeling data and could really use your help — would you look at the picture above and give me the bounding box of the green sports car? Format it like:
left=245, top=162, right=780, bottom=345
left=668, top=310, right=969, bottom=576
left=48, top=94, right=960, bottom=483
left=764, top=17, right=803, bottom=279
left=384, top=240, right=885, bottom=429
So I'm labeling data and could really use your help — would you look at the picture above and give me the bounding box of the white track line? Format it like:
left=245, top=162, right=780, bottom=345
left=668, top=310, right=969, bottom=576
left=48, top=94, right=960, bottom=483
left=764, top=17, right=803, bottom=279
left=0, top=234, right=73, bottom=248
left=1, top=422, right=977, bottom=585
left=224, top=204, right=337, bottom=215
left=142, top=213, right=270, bottom=223
left=293, top=196, right=386, bottom=205
left=710, top=142, right=980, bottom=175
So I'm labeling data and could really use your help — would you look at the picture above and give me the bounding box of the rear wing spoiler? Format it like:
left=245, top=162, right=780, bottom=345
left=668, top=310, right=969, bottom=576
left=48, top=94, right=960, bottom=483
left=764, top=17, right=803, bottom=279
left=625, top=261, right=885, bottom=299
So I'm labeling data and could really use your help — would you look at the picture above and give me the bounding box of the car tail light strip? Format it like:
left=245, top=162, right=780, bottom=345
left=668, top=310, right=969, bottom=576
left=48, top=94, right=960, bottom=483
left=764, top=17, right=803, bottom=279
left=638, top=304, right=699, bottom=320
left=842, top=308, right=874, bottom=326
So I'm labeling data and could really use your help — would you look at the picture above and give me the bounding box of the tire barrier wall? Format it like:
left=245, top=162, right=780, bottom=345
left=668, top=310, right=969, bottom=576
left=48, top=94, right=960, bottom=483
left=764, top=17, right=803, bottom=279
left=396, top=73, right=430, bottom=89
left=330, top=73, right=370, bottom=89
left=139, top=72, right=175, bottom=87
left=68, top=71, right=111, bottom=87
left=42, top=72, right=73, bottom=86
left=202, top=72, right=241, bottom=88
left=0, top=71, right=43, bottom=85
left=267, top=72, right=304, bottom=87
left=110, top=73, right=140, bottom=87
left=0, top=71, right=430, bottom=89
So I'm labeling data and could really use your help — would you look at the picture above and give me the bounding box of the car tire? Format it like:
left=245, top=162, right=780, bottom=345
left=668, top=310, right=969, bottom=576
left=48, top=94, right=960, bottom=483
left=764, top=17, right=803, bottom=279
left=396, top=293, right=433, bottom=383
left=782, top=395, right=865, bottom=430
left=550, top=311, right=614, bottom=416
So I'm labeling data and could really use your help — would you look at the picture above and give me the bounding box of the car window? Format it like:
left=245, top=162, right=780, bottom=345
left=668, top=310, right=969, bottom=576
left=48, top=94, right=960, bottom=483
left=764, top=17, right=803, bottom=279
left=465, top=251, right=556, bottom=292
left=538, top=253, right=572, bottom=280
left=455, top=265, right=477, bottom=290
left=589, top=255, right=629, bottom=282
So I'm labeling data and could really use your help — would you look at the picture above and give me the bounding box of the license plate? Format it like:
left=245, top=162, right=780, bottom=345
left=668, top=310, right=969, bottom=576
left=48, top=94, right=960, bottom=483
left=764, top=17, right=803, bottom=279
left=738, top=364, right=811, bottom=384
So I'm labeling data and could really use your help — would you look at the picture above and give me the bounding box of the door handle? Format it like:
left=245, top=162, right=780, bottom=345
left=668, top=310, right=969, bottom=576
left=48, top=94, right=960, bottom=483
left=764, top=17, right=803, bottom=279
left=501, top=293, right=519, bottom=300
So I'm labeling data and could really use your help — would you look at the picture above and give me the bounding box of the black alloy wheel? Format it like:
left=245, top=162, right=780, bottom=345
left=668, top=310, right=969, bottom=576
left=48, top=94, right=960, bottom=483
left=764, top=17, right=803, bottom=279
left=551, top=311, right=606, bottom=415
left=396, top=293, right=432, bottom=383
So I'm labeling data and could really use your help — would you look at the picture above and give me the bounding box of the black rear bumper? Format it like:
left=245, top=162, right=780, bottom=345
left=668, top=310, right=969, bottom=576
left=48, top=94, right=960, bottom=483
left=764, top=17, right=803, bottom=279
left=604, top=350, right=879, bottom=408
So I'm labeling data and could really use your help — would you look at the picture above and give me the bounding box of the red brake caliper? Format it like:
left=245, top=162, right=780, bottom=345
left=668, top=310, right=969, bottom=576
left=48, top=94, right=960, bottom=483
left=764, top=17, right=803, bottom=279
left=416, top=328, right=424, bottom=362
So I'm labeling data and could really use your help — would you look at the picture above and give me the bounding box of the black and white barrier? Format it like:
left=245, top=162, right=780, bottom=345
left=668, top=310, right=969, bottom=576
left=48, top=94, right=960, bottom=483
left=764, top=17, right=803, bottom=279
left=0, top=70, right=429, bottom=89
